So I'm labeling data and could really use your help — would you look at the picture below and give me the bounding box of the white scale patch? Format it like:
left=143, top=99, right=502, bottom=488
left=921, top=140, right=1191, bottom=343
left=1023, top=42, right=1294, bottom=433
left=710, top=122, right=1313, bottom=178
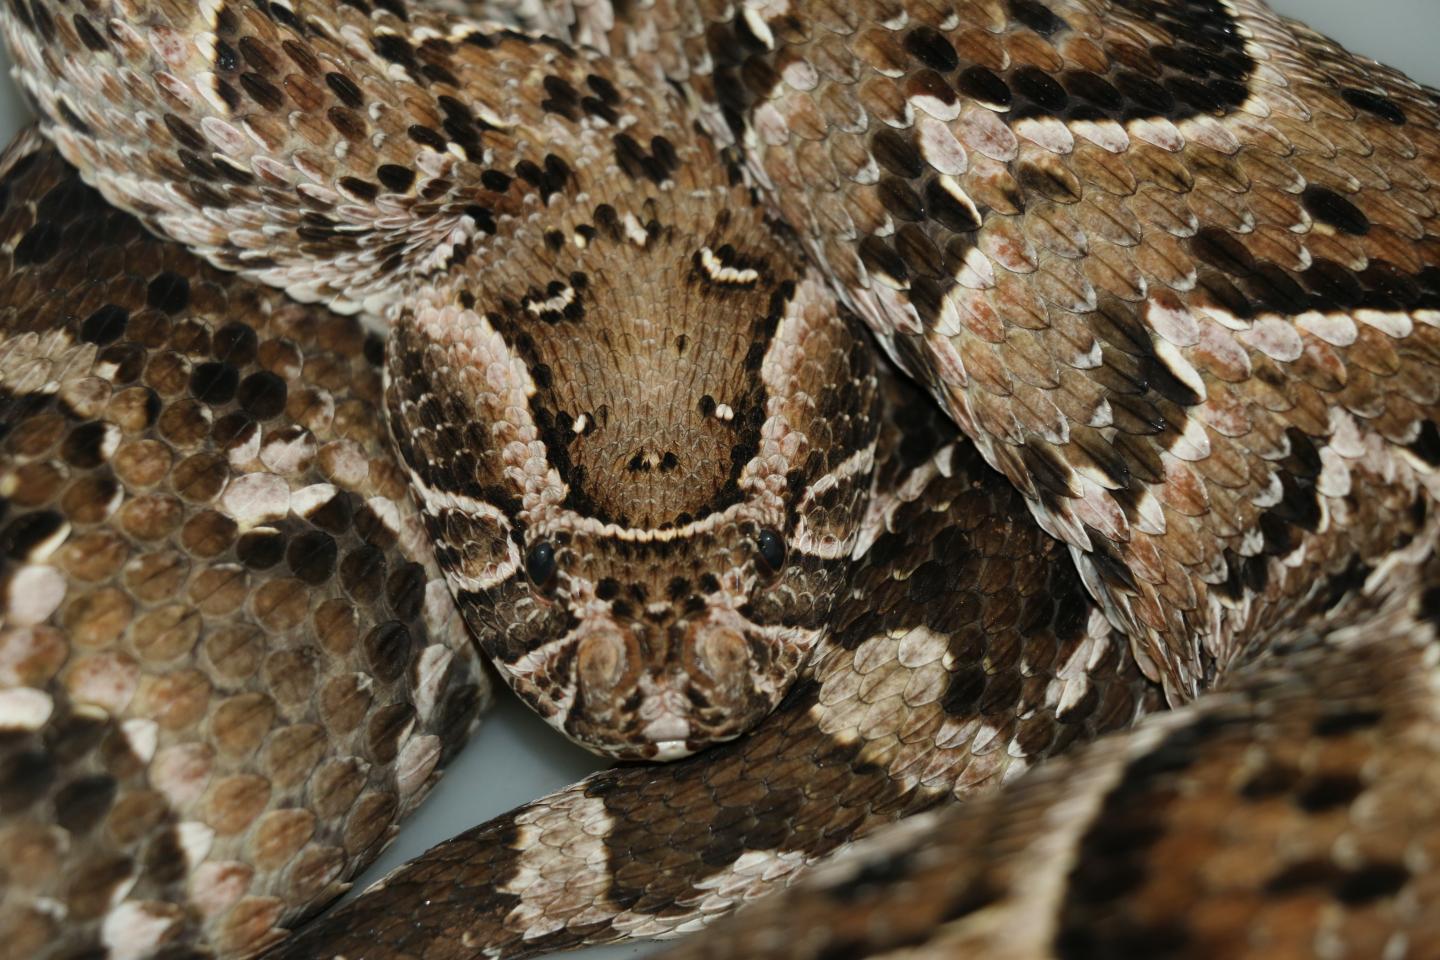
left=150, top=743, right=214, bottom=809
left=789, top=441, right=877, bottom=561
left=916, top=116, right=968, bottom=175
left=741, top=7, right=778, bottom=51
left=698, top=246, right=761, bottom=286
left=395, top=733, right=442, bottom=802
left=101, top=901, right=179, bottom=960
left=622, top=211, right=650, bottom=246
left=4, top=564, right=66, bottom=625
left=225, top=423, right=262, bottom=468
left=176, top=821, right=216, bottom=872
left=1298, top=310, right=1360, bottom=347
left=525, top=285, right=575, bottom=316
left=120, top=718, right=159, bottom=765
left=492, top=789, right=617, bottom=945
left=290, top=483, right=338, bottom=520
left=1014, top=117, right=1075, bottom=154
left=0, top=687, right=53, bottom=731
left=412, top=644, right=455, bottom=722
left=811, top=620, right=1012, bottom=795
left=220, top=474, right=291, bottom=528
left=0, top=331, right=94, bottom=397
left=672, top=848, right=811, bottom=933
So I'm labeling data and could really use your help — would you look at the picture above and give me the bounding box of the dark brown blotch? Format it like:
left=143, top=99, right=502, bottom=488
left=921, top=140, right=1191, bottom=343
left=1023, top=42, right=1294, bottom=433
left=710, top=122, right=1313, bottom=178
left=61, top=421, right=115, bottom=468
left=240, top=72, right=287, bottom=111
left=147, top=271, right=191, bottom=314
left=956, top=65, right=1012, bottom=109
left=364, top=621, right=412, bottom=684
left=872, top=127, right=924, bottom=179
left=236, top=371, right=288, bottom=420
left=287, top=530, right=338, bottom=584
left=14, top=221, right=62, bottom=265
left=408, top=124, right=449, bottom=152
left=1336, top=862, right=1411, bottom=905
left=858, top=235, right=909, bottom=286
left=878, top=177, right=926, bottom=222
left=386, top=561, right=426, bottom=620
left=1301, top=184, right=1370, bottom=236
left=925, top=179, right=983, bottom=233
left=1008, top=0, right=1068, bottom=35
left=190, top=362, right=239, bottom=406
left=71, top=14, right=108, bottom=52
left=376, top=164, right=416, bottom=193
left=237, top=529, right=286, bottom=570
left=1342, top=87, right=1407, bottom=124
left=1294, top=773, right=1364, bottom=813
left=1011, top=66, right=1069, bottom=113
left=541, top=74, right=581, bottom=121
left=53, top=774, right=117, bottom=834
left=903, top=26, right=959, bottom=73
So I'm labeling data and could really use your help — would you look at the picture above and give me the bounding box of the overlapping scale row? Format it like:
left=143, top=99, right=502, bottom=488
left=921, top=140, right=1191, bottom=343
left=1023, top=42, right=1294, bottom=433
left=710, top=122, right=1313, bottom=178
left=263, top=375, right=1159, bottom=960
left=0, top=0, right=731, bottom=321
left=579, top=0, right=1440, bottom=698
left=0, top=138, right=488, bottom=959
left=657, top=539, right=1440, bottom=960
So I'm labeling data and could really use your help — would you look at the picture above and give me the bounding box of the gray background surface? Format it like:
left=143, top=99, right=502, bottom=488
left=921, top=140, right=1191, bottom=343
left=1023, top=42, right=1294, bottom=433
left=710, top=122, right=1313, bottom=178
left=0, top=3, right=1436, bottom=958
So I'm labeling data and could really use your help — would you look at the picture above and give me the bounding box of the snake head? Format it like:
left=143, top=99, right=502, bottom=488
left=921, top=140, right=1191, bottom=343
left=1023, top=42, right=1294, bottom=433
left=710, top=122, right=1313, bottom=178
left=385, top=243, right=881, bottom=759
left=494, top=512, right=834, bottom=760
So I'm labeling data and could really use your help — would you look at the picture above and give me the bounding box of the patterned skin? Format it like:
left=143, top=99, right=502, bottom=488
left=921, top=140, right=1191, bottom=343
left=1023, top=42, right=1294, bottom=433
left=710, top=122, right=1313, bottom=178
left=0, top=135, right=489, bottom=958
left=535, top=0, right=1440, bottom=700
left=0, top=1, right=1439, bottom=959
left=655, top=543, right=1440, bottom=960
left=1, top=0, right=893, bottom=762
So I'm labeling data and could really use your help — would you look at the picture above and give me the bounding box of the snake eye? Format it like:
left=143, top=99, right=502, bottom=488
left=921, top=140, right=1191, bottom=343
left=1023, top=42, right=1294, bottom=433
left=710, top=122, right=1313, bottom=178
left=755, top=528, right=786, bottom=574
left=525, top=539, right=558, bottom=589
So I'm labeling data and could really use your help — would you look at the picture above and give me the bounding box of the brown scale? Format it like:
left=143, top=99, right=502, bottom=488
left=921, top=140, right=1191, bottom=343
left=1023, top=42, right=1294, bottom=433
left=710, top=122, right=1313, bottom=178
left=656, top=545, right=1440, bottom=960
left=560, top=0, right=1440, bottom=702
left=0, top=138, right=487, bottom=959
left=266, top=370, right=1158, bottom=959
left=0, top=0, right=915, bottom=760
left=379, top=192, right=889, bottom=757
left=1, top=0, right=1439, bottom=958
left=0, top=0, right=729, bottom=321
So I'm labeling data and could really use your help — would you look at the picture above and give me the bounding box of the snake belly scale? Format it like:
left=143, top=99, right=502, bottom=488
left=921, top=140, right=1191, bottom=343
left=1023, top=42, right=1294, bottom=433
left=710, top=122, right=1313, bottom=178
left=0, top=1, right=1439, bottom=959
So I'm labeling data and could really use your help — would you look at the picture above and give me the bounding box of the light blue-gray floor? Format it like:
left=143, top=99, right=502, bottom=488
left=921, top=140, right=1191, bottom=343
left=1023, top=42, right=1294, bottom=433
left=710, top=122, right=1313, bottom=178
left=0, top=3, right=1436, bottom=958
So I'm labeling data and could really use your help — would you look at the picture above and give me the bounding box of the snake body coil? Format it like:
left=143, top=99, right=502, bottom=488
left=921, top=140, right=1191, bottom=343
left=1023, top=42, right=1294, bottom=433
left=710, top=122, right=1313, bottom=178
left=1, top=1, right=1440, bottom=958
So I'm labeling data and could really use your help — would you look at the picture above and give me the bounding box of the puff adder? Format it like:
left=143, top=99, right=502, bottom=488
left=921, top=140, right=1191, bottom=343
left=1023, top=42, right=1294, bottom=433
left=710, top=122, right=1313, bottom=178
left=1, top=1, right=1439, bottom=959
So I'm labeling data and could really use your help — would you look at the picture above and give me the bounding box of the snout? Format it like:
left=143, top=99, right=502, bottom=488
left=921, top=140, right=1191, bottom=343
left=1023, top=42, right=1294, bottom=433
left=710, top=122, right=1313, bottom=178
left=561, top=613, right=794, bottom=761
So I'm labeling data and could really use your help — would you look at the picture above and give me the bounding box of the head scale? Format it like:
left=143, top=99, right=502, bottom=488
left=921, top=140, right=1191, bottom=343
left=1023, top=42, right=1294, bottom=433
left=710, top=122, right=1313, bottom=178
left=385, top=188, right=880, bottom=760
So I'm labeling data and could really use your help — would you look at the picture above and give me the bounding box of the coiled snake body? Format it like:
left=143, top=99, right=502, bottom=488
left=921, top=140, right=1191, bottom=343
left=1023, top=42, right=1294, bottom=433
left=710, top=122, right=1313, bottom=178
left=1, top=1, right=1439, bottom=958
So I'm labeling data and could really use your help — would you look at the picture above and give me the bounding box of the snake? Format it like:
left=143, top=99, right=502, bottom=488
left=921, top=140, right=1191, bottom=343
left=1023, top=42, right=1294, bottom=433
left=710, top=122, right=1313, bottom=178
left=1, top=0, right=1439, bottom=958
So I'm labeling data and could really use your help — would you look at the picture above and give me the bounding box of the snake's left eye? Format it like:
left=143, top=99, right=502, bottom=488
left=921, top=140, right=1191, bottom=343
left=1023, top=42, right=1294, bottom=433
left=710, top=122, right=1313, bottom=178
left=756, top=528, right=786, bottom=574
left=526, top=539, right=558, bottom=589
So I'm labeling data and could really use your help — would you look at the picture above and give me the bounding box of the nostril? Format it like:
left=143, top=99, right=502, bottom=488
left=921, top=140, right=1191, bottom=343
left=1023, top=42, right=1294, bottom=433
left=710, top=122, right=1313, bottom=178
left=576, top=629, right=627, bottom=695
left=692, top=624, right=748, bottom=684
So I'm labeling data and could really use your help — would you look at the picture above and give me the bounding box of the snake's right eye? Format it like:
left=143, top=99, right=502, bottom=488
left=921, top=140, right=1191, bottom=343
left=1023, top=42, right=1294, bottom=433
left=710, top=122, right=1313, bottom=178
left=755, top=528, right=786, bottom=575
left=526, top=539, right=558, bottom=590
